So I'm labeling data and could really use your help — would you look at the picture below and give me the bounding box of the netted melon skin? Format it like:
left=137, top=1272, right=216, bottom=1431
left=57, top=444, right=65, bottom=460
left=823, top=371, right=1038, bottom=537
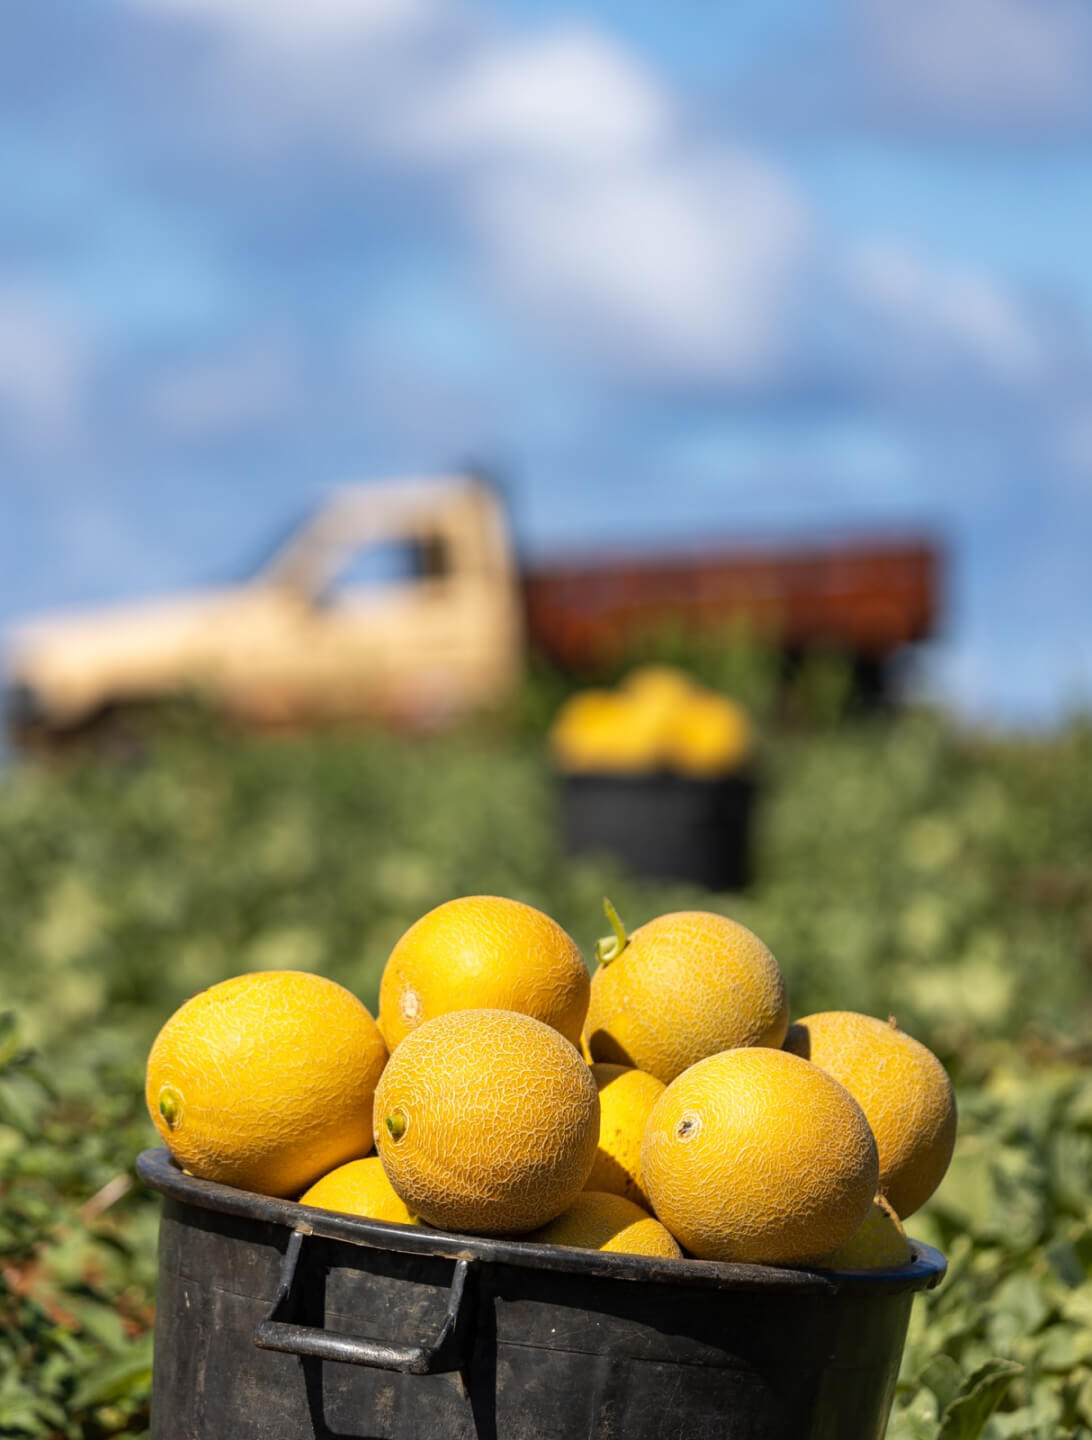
left=146, top=971, right=387, bottom=1198
left=378, top=896, right=590, bottom=1051
left=642, top=1047, right=879, bottom=1265
left=374, top=1009, right=600, bottom=1234
left=530, top=1190, right=682, bottom=1258
left=585, top=1063, right=665, bottom=1208
left=818, top=1195, right=910, bottom=1271
left=300, top=1157, right=418, bottom=1226
left=784, top=1011, right=957, bottom=1219
left=585, top=911, right=789, bottom=1084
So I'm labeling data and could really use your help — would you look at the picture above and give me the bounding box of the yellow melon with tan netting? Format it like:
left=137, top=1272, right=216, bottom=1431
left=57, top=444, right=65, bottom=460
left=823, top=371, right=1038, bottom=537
left=374, top=1009, right=599, bottom=1235
left=663, top=692, right=753, bottom=776
left=585, top=1063, right=665, bottom=1208
left=621, top=664, right=696, bottom=705
left=784, top=1011, right=956, bottom=1219
left=584, top=908, right=788, bottom=1085
left=641, top=1047, right=878, bottom=1264
left=145, top=970, right=387, bottom=1198
left=378, top=896, right=589, bottom=1052
left=818, top=1195, right=910, bottom=1271
left=529, top=1191, right=682, bottom=1259
left=300, top=1157, right=419, bottom=1226
left=549, top=689, right=669, bottom=773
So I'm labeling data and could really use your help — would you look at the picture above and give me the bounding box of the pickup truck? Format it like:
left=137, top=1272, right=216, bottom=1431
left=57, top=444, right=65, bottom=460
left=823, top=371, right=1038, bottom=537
left=3, top=474, right=940, bottom=745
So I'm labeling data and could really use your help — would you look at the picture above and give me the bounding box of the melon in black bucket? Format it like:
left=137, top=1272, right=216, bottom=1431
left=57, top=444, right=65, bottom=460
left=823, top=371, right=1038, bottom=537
left=138, top=1147, right=945, bottom=1440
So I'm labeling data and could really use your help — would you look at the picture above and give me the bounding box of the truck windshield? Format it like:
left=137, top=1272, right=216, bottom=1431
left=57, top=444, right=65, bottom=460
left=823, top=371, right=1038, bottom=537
left=242, top=507, right=451, bottom=597
left=241, top=507, right=318, bottom=581
left=318, top=540, right=424, bottom=604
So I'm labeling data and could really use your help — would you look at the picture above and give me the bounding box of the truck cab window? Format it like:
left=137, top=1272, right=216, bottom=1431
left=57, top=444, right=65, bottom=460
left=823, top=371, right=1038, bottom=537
left=317, top=533, right=450, bottom=606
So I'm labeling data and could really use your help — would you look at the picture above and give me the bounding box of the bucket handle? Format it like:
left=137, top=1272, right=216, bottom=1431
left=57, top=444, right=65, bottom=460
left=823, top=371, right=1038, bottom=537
left=254, top=1228, right=476, bottom=1375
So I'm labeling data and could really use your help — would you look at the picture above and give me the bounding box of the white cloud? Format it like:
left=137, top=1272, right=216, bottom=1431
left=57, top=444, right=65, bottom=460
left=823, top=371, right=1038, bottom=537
left=470, top=148, right=809, bottom=382
left=393, top=24, right=808, bottom=380
left=0, top=291, right=87, bottom=452
left=848, top=244, right=1047, bottom=386
left=126, top=0, right=812, bottom=386
left=850, top=0, right=1092, bottom=131
left=117, top=0, right=1085, bottom=403
left=390, top=24, right=805, bottom=383
left=403, top=25, right=668, bottom=166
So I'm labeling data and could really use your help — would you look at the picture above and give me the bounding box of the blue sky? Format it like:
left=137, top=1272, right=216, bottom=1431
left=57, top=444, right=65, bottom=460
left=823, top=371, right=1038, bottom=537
left=2, top=0, right=1092, bottom=724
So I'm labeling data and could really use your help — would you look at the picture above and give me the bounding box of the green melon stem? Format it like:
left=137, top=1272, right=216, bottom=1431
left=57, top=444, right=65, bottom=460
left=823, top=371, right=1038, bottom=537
left=595, top=897, right=629, bottom=966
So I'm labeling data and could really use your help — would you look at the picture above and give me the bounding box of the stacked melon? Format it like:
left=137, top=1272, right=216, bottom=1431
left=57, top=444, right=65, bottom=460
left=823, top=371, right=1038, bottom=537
left=145, top=895, right=956, bottom=1269
left=550, top=666, right=754, bottom=778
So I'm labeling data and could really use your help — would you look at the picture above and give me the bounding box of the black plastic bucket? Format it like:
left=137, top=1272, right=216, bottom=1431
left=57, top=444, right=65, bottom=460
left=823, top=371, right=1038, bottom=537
left=558, top=770, right=758, bottom=890
left=138, top=1147, right=944, bottom=1440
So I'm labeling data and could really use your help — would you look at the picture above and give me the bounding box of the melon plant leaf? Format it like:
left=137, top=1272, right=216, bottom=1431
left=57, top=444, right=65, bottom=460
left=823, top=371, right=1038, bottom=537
left=887, top=1408, right=940, bottom=1440
left=68, top=1335, right=154, bottom=1409
left=918, top=1353, right=963, bottom=1415
left=0, top=1011, right=19, bottom=1068
left=936, top=1358, right=1023, bottom=1440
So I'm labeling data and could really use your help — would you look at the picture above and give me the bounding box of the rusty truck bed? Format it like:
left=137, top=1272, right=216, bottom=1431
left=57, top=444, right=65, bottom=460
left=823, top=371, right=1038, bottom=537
left=521, top=538, right=941, bottom=672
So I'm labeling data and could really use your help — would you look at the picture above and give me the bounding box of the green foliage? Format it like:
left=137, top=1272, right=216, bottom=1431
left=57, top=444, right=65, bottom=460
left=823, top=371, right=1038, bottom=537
left=0, top=1013, right=155, bottom=1436
left=1, top=705, right=1091, bottom=1438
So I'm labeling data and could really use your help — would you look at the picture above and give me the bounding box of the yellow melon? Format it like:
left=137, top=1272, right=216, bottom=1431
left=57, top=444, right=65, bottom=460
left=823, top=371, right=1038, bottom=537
left=549, top=690, right=666, bottom=773
left=621, top=664, right=696, bottom=703
left=585, top=1063, right=665, bottom=1208
left=529, top=1191, right=682, bottom=1259
left=641, top=1047, right=878, bottom=1264
left=621, top=667, right=696, bottom=750
left=300, top=1157, right=418, bottom=1225
left=373, top=1009, right=599, bottom=1234
left=377, top=896, right=589, bottom=1052
left=548, top=689, right=622, bottom=772
left=584, top=906, right=788, bottom=1084
left=663, top=693, right=753, bottom=776
left=145, top=971, right=387, bottom=1198
left=818, top=1195, right=910, bottom=1271
left=783, top=1011, right=956, bottom=1218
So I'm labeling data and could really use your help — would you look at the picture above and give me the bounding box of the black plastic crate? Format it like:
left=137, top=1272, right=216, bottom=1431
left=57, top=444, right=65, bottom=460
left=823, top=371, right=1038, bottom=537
left=558, top=769, right=758, bottom=891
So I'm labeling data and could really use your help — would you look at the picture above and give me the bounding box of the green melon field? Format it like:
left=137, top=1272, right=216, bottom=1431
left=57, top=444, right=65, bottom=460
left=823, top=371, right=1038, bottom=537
left=1, top=702, right=1091, bottom=1438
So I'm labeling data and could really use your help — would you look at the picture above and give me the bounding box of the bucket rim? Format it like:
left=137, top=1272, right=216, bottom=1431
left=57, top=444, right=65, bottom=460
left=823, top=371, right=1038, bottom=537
left=138, top=1147, right=945, bottom=1296
left=557, top=767, right=759, bottom=790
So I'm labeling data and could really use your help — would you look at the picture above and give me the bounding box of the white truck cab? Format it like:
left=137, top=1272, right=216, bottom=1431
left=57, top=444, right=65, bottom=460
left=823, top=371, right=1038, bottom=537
left=4, top=476, right=524, bottom=743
